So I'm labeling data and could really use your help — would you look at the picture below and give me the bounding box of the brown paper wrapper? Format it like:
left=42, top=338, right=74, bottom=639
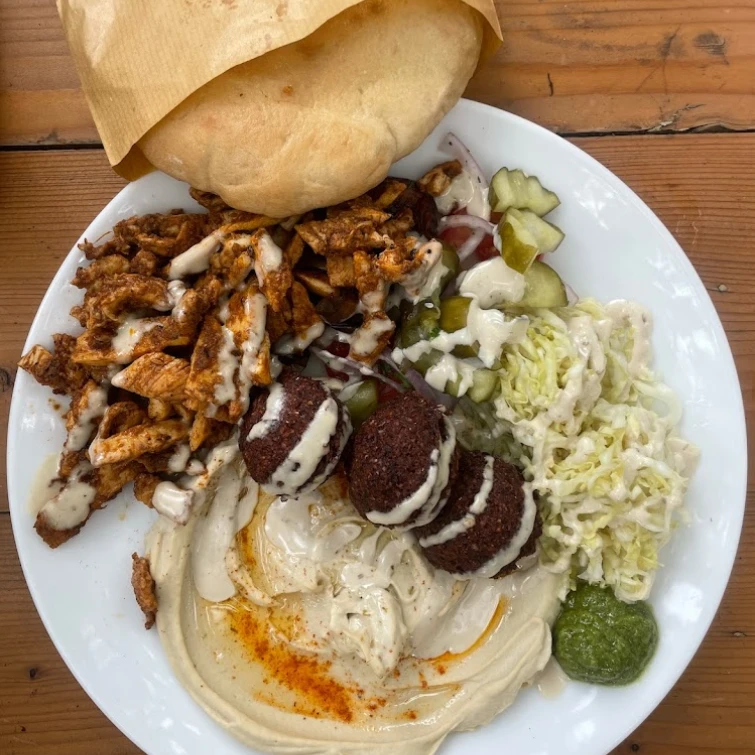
left=56, top=0, right=501, bottom=181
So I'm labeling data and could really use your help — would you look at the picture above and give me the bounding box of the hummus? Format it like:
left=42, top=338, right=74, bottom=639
left=147, top=442, right=563, bottom=755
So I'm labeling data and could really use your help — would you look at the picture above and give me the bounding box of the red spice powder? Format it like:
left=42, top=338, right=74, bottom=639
left=229, top=608, right=355, bottom=723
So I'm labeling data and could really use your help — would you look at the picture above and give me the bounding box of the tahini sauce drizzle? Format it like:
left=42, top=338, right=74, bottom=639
left=267, top=396, right=343, bottom=494
left=366, top=417, right=456, bottom=527
left=64, top=384, right=108, bottom=452
left=458, top=482, right=538, bottom=579
left=419, top=455, right=495, bottom=548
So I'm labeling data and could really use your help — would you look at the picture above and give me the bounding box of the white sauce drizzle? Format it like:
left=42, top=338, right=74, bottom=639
left=424, top=353, right=475, bottom=393
left=168, top=232, right=221, bottom=279
left=153, top=481, right=194, bottom=525
left=167, top=443, right=191, bottom=473
left=458, top=482, right=538, bottom=579
left=605, top=300, right=653, bottom=376
left=37, top=464, right=96, bottom=531
left=191, top=458, right=259, bottom=602
left=260, top=489, right=505, bottom=675
left=166, top=279, right=187, bottom=310
left=359, top=282, right=388, bottom=315
left=275, top=321, right=325, bottom=355
left=246, top=382, right=285, bottom=442
left=265, top=396, right=344, bottom=495
left=253, top=232, right=283, bottom=288
left=350, top=316, right=394, bottom=360
left=459, top=256, right=525, bottom=307
left=64, top=384, right=108, bottom=452
left=236, top=291, right=268, bottom=403
left=212, top=323, right=238, bottom=410
left=366, top=417, right=456, bottom=528
left=111, top=317, right=158, bottom=363
left=419, top=455, right=495, bottom=548
left=435, top=169, right=491, bottom=220
left=398, top=240, right=444, bottom=303
left=393, top=297, right=528, bottom=375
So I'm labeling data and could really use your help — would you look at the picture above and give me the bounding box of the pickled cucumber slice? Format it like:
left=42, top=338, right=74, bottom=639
left=498, top=211, right=539, bottom=274
left=439, top=295, right=472, bottom=333
left=468, top=369, right=499, bottom=403
left=515, top=260, right=568, bottom=308
left=490, top=168, right=561, bottom=216
left=399, top=299, right=440, bottom=347
left=410, top=349, right=442, bottom=375
left=505, top=208, right=565, bottom=255
left=439, top=244, right=460, bottom=291
left=344, top=379, right=379, bottom=426
left=446, top=368, right=498, bottom=403
left=452, top=344, right=504, bottom=371
left=452, top=344, right=478, bottom=359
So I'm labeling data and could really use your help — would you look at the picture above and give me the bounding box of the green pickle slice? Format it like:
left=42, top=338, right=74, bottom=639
left=504, top=208, right=565, bottom=255
left=516, top=260, right=568, bottom=308
left=439, top=296, right=472, bottom=333
left=439, top=244, right=460, bottom=290
left=490, top=167, right=561, bottom=217
left=399, top=299, right=440, bottom=348
left=444, top=368, right=499, bottom=403
left=343, top=380, right=379, bottom=426
left=498, top=212, right=540, bottom=274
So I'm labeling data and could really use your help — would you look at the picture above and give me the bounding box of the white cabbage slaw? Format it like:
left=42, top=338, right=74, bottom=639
left=454, top=298, right=698, bottom=602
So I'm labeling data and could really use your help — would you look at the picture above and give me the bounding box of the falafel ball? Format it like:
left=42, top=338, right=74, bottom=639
left=414, top=451, right=540, bottom=577
left=239, top=372, right=351, bottom=496
left=347, top=392, right=459, bottom=528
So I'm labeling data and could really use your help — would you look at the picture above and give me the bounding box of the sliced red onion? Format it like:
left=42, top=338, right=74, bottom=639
left=311, top=346, right=406, bottom=393
left=402, top=368, right=458, bottom=410
left=456, top=229, right=486, bottom=263
left=443, top=133, right=491, bottom=220
left=438, top=214, right=496, bottom=234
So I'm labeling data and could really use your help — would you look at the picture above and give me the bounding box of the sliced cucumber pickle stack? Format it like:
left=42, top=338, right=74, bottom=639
left=490, top=168, right=560, bottom=216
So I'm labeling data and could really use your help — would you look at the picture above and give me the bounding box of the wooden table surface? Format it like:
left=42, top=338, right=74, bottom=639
left=0, top=1, right=753, bottom=753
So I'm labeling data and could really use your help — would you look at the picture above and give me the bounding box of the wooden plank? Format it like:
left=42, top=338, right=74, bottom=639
left=2, top=0, right=755, bottom=146
left=0, top=499, right=752, bottom=755
left=468, top=0, right=755, bottom=134
left=0, top=0, right=97, bottom=145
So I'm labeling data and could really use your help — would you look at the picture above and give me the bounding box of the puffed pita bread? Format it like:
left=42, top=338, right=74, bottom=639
left=139, top=0, right=484, bottom=217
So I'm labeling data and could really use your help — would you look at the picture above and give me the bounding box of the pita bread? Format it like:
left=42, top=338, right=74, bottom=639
left=139, top=0, right=483, bottom=217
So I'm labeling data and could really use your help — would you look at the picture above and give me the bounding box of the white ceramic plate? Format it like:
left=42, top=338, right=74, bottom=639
left=8, top=100, right=747, bottom=755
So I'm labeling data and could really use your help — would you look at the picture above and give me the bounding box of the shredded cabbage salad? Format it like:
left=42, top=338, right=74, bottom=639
left=454, top=298, right=698, bottom=602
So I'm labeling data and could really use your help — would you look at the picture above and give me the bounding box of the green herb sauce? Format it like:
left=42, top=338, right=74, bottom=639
left=552, top=582, right=658, bottom=686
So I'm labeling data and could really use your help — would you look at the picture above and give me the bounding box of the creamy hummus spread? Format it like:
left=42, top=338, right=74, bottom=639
left=146, top=441, right=563, bottom=755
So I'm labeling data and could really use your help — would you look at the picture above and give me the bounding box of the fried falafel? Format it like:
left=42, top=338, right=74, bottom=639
left=347, top=392, right=459, bottom=528
left=239, top=372, right=351, bottom=496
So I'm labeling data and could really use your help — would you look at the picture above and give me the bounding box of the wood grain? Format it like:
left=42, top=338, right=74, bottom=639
left=468, top=0, right=755, bottom=135
left=0, top=141, right=753, bottom=753
left=2, top=0, right=755, bottom=147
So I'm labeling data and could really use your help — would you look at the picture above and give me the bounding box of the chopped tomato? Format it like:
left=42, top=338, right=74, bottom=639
left=438, top=225, right=497, bottom=262
left=474, top=234, right=498, bottom=260
left=440, top=206, right=498, bottom=262
left=376, top=380, right=401, bottom=404
left=324, top=339, right=350, bottom=380
left=438, top=224, right=472, bottom=250
left=325, top=340, right=350, bottom=358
